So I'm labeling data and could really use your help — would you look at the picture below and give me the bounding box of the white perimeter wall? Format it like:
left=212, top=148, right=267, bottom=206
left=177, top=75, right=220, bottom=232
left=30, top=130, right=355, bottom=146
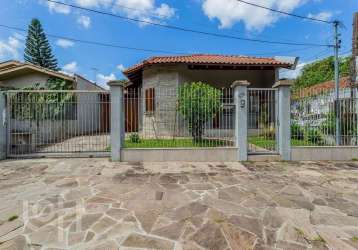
left=292, top=147, right=358, bottom=161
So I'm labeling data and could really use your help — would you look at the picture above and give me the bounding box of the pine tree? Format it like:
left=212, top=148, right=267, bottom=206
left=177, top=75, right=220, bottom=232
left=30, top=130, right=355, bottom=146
left=24, top=18, right=59, bottom=71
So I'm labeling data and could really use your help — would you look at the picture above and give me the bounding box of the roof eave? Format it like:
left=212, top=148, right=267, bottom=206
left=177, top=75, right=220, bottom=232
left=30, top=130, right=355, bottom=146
left=0, top=65, right=75, bottom=82
left=274, top=56, right=299, bottom=70
left=124, top=61, right=292, bottom=74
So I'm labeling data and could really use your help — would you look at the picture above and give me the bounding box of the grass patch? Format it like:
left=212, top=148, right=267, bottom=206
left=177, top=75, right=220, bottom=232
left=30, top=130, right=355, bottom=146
left=313, top=236, right=326, bottom=243
left=294, top=227, right=305, bottom=236
left=124, top=138, right=232, bottom=148
left=8, top=215, right=18, bottom=222
left=351, top=236, right=358, bottom=242
left=213, top=218, right=226, bottom=224
left=248, top=136, right=275, bottom=149
left=352, top=158, right=358, bottom=161
left=248, top=136, right=319, bottom=149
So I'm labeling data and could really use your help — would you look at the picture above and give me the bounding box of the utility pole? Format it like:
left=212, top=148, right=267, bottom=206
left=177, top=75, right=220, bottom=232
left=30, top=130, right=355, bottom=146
left=352, top=13, right=358, bottom=83
left=333, top=20, right=341, bottom=145
left=91, top=67, right=98, bottom=85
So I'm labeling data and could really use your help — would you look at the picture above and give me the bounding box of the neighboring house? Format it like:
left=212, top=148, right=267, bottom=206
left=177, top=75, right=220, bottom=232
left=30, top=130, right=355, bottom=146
left=0, top=60, right=108, bottom=153
left=291, top=77, right=353, bottom=127
left=123, top=54, right=297, bottom=137
left=0, top=60, right=103, bottom=90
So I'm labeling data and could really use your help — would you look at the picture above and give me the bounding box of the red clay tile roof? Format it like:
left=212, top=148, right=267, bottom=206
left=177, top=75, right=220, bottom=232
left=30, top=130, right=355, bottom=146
left=123, top=54, right=293, bottom=75
left=293, top=76, right=352, bottom=98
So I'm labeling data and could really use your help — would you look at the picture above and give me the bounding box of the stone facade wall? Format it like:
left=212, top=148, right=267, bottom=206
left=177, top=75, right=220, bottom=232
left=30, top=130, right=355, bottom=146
left=141, top=65, right=181, bottom=138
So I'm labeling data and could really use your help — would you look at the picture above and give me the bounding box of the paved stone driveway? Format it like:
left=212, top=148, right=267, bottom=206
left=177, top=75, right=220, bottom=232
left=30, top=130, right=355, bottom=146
left=0, top=159, right=358, bottom=250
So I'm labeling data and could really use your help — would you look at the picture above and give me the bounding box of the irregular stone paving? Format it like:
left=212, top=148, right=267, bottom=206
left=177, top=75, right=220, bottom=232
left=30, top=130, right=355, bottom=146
left=0, top=159, right=358, bottom=249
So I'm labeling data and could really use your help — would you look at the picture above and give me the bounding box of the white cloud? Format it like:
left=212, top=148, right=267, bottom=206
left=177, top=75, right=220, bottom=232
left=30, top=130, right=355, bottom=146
left=154, top=3, right=175, bottom=18
left=307, top=11, right=333, bottom=22
left=96, top=73, right=116, bottom=87
left=47, top=1, right=71, bottom=14
left=114, top=0, right=175, bottom=24
left=0, top=35, right=22, bottom=60
left=117, top=64, right=126, bottom=71
left=202, top=0, right=308, bottom=31
left=62, top=61, right=79, bottom=74
left=75, top=0, right=112, bottom=7
left=77, top=15, right=91, bottom=29
left=56, top=39, right=75, bottom=48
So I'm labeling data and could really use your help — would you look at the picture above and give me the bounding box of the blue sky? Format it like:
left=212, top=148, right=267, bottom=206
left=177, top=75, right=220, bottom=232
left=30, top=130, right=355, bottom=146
left=0, top=0, right=356, bottom=88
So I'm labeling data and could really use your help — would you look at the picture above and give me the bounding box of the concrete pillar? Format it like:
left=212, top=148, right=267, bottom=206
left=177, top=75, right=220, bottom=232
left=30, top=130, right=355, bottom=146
left=0, top=93, right=6, bottom=160
left=355, top=56, right=358, bottom=83
left=353, top=83, right=358, bottom=146
left=232, top=80, right=250, bottom=161
left=273, top=80, right=293, bottom=161
left=108, top=81, right=124, bottom=161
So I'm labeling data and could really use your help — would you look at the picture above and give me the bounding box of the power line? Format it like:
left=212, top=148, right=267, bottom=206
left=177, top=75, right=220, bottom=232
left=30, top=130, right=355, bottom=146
left=0, top=24, right=189, bottom=55
left=0, top=23, right=323, bottom=58
left=64, top=0, right=304, bottom=45
left=45, top=0, right=332, bottom=47
left=249, top=46, right=318, bottom=56
left=280, top=48, right=352, bottom=74
left=235, top=0, right=333, bottom=24
left=279, top=48, right=331, bottom=73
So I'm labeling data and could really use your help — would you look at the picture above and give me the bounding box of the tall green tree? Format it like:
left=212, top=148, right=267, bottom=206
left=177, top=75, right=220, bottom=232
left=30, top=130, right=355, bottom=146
left=24, top=18, right=59, bottom=71
left=294, top=56, right=352, bottom=89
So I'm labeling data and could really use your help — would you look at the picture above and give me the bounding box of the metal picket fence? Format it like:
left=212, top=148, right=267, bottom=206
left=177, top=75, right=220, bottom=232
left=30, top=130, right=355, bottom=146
left=5, top=90, right=110, bottom=157
left=291, top=87, right=358, bottom=146
left=123, top=87, right=235, bottom=148
left=247, top=88, right=278, bottom=154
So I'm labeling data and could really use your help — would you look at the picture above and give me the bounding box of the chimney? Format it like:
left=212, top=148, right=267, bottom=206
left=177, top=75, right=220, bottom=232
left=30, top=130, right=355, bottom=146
left=352, top=12, right=358, bottom=83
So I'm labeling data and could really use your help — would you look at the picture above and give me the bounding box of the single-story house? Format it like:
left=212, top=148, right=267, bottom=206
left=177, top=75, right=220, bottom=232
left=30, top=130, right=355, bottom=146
left=0, top=60, right=103, bottom=90
left=123, top=54, right=298, bottom=137
left=0, top=60, right=109, bottom=153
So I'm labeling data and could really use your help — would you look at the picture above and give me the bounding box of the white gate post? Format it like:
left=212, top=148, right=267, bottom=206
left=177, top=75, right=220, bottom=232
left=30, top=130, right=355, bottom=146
left=108, top=81, right=124, bottom=161
left=0, top=92, right=6, bottom=160
left=353, top=82, right=358, bottom=145
left=273, top=80, right=293, bottom=161
left=232, top=80, right=250, bottom=161
left=354, top=57, right=358, bottom=145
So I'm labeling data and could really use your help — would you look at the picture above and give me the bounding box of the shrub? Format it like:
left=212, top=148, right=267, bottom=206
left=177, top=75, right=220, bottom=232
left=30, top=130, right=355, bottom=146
left=320, top=112, right=336, bottom=135
left=320, top=112, right=357, bottom=136
left=178, top=82, right=222, bottom=142
left=305, top=128, right=324, bottom=145
left=129, top=133, right=140, bottom=143
left=291, top=122, right=304, bottom=140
